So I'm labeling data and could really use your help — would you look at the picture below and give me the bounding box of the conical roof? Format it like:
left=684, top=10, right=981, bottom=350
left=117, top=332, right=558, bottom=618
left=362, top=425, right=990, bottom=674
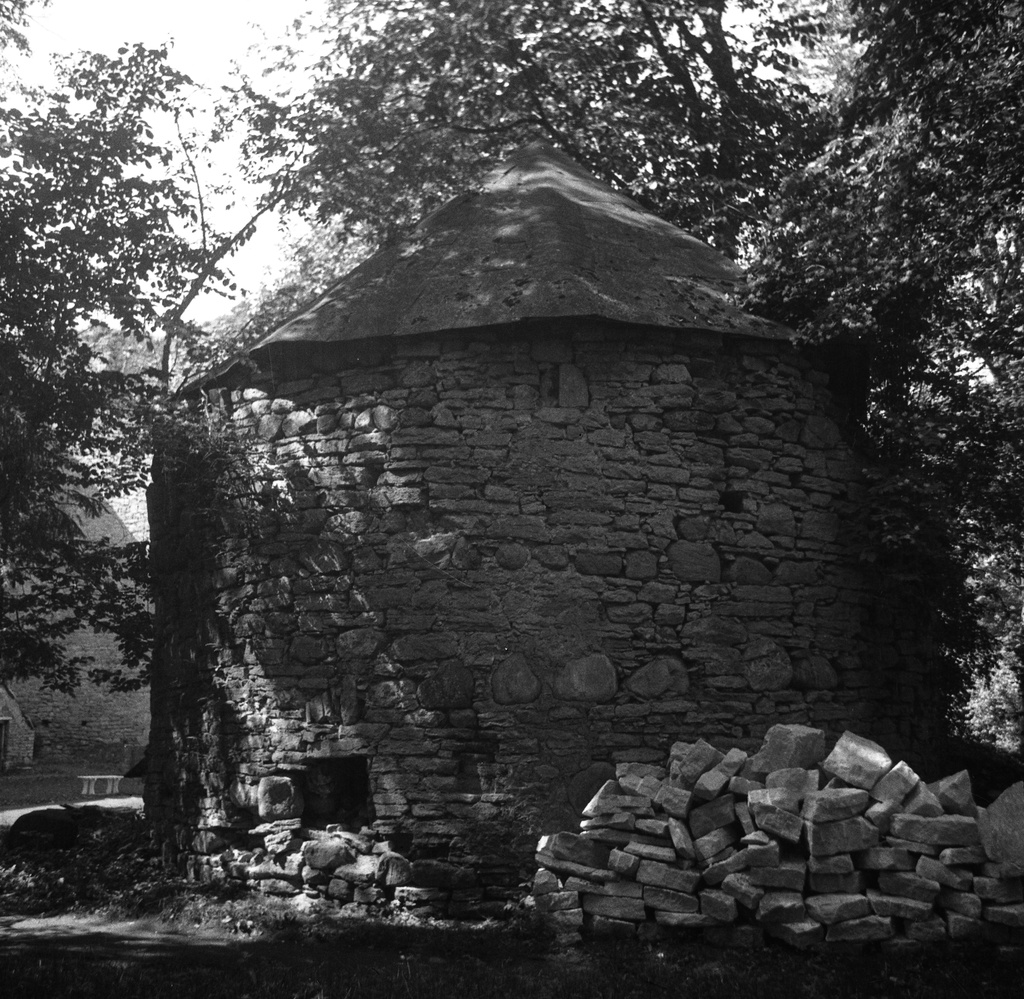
left=254, top=142, right=787, bottom=352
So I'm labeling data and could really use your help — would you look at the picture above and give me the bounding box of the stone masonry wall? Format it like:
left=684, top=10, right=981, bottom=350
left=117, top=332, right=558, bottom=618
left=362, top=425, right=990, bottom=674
left=9, top=492, right=150, bottom=766
left=146, top=322, right=941, bottom=884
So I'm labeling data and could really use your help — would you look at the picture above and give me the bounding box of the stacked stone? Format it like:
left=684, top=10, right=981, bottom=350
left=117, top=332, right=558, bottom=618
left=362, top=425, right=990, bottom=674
left=532, top=724, right=1024, bottom=949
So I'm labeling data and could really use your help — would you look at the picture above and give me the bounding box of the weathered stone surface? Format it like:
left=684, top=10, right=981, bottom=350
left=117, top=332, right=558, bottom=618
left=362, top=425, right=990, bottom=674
left=694, top=826, right=739, bottom=863
left=825, top=915, right=894, bottom=942
left=721, top=873, right=765, bottom=909
left=625, top=658, right=676, bottom=699
left=877, top=871, right=940, bottom=903
left=792, top=656, right=838, bottom=691
left=938, top=888, right=983, bottom=918
left=749, top=787, right=802, bottom=815
left=870, top=761, right=919, bottom=804
left=767, top=768, right=819, bottom=800
left=809, top=872, right=867, bottom=894
left=916, top=856, right=972, bottom=891
left=929, top=770, right=977, bottom=817
left=257, top=777, right=304, bottom=821
left=742, top=639, right=793, bottom=692
left=821, top=732, right=892, bottom=790
left=689, top=795, right=737, bottom=839
left=668, top=817, right=697, bottom=860
left=889, top=814, right=980, bottom=846
left=855, top=847, right=914, bottom=871
left=654, top=784, right=693, bottom=820
left=670, top=739, right=724, bottom=788
left=490, top=654, right=542, bottom=704
left=534, top=890, right=581, bottom=913
left=905, top=915, right=948, bottom=942
left=805, top=893, right=872, bottom=925
left=903, top=781, right=944, bottom=818
left=417, top=664, right=475, bottom=710
left=302, top=838, right=355, bottom=871
left=532, top=869, right=561, bottom=895
left=569, top=763, right=618, bottom=815
left=667, top=541, right=721, bottom=583
left=763, top=918, right=825, bottom=949
left=410, top=859, right=475, bottom=889
left=644, top=886, right=699, bottom=913
left=984, top=903, right=1024, bottom=927
left=758, top=890, right=806, bottom=924
left=802, top=788, right=869, bottom=823
left=636, top=859, right=700, bottom=893
left=979, top=783, right=1024, bottom=867
left=749, top=724, right=826, bottom=774
left=582, top=893, right=646, bottom=921
left=553, top=654, right=618, bottom=702
left=806, top=817, right=879, bottom=856
left=608, top=849, right=642, bottom=879
left=754, top=805, right=804, bottom=843
left=808, top=853, right=853, bottom=874
left=625, top=840, right=678, bottom=863
left=700, top=889, right=738, bottom=923
left=974, top=876, right=1024, bottom=904
left=544, top=833, right=611, bottom=870
left=747, top=859, right=806, bottom=892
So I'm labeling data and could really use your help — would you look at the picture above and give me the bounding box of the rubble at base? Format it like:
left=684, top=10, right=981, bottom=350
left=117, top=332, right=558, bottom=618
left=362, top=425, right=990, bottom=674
left=531, top=725, right=1024, bottom=952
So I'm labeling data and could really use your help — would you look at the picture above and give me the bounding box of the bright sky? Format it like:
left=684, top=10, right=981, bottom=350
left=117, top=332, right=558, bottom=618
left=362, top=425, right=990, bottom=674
left=19, top=0, right=328, bottom=322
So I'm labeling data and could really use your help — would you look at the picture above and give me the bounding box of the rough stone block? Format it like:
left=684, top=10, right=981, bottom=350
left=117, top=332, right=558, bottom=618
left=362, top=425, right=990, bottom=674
left=940, top=846, right=987, bottom=866
left=916, top=855, right=972, bottom=891
left=693, top=767, right=731, bottom=802
left=532, top=869, right=561, bottom=895
left=928, top=770, right=977, bottom=817
left=821, top=731, right=892, bottom=790
left=865, top=799, right=899, bottom=834
left=826, top=915, right=894, bottom=942
left=608, top=849, right=642, bottom=879
left=903, top=781, right=944, bottom=818
left=855, top=847, right=914, bottom=871
left=867, top=889, right=934, bottom=921
left=877, top=871, right=940, bottom=903
left=749, top=787, right=802, bottom=816
left=869, top=761, right=919, bottom=804
left=644, top=885, right=699, bottom=913
left=747, top=859, right=806, bottom=892
left=758, top=890, right=806, bottom=924
left=905, top=915, right=948, bottom=942
left=947, top=911, right=987, bottom=940
left=654, top=784, right=693, bottom=819
left=670, top=739, right=725, bottom=789
left=808, top=853, right=854, bottom=874
left=585, top=914, right=637, bottom=938
left=889, top=813, right=980, bottom=846
left=257, top=776, right=304, bottom=821
left=668, top=817, right=696, bottom=860
left=702, top=851, right=749, bottom=885
left=654, top=911, right=719, bottom=928
left=545, top=833, right=612, bottom=870
left=802, top=788, right=870, bottom=823
left=806, top=893, right=872, bottom=925
left=624, top=840, right=677, bottom=863
left=554, top=654, right=618, bottom=701
left=721, top=872, right=765, bottom=909
left=806, top=816, right=878, bottom=856
left=984, top=903, right=1024, bottom=927
left=754, top=805, right=804, bottom=844
left=809, top=872, right=867, bottom=894
left=700, top=889, right=738, bottom=923
left=636, top=859, right=701, bottom=893
left=766, top=768, right=820, bottom=800
left=979, top=783, right=1024, bottom=867
left=581, top=812, right=636, bottom=832
left=937, top=888, right=983, bottom=919
left=746, top=840, right=781, bottom=867
left=534, top=890, right=581, bottom=913
left=763, top=918, right=825, bottom=949
left=581, top=893, right=646, bottom=921
left=749, top=724, right=826, bottom=774
left=689, top=794, right=737, bottom=838
left=694, top=826, right=739, bottom=863
left=974, top=876, right=1024, bottom=904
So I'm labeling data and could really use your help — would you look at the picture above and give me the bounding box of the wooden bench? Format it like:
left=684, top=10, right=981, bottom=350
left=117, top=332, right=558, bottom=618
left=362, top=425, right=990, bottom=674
left=78, top=775, right=123, bottom=796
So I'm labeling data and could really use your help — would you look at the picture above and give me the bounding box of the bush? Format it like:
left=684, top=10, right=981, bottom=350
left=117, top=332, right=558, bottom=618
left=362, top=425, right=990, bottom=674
left=963, top=655, right=1023, bottom=753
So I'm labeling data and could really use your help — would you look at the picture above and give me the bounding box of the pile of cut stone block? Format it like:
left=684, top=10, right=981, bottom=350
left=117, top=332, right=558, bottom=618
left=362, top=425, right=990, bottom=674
left=532, top=725, right=1024, bottom=950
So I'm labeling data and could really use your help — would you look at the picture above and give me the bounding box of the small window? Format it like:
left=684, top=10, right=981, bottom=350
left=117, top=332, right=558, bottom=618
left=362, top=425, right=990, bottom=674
left=303, top=757, right=373, bottom=830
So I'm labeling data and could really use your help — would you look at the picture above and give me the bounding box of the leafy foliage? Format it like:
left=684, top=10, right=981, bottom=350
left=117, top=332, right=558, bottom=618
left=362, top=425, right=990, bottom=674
left=243, top=0, right=829, bottom=256
left=748, top=0, right=1024, bottom=678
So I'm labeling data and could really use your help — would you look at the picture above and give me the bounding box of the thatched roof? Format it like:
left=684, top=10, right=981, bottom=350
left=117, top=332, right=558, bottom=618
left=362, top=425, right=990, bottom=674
left=254, top=142, right=788, bottom=352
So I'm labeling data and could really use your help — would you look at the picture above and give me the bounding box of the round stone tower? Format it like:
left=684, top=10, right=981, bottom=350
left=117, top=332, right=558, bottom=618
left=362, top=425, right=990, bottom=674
left=146, top=143, right=941, bottom=890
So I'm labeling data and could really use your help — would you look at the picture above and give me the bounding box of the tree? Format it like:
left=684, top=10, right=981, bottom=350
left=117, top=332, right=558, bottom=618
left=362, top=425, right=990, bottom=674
left=243, top=0, right=828, bottom=257
left=747, top=1, right=1024, bottom=698
left=0, top=24, right=287, bottom=690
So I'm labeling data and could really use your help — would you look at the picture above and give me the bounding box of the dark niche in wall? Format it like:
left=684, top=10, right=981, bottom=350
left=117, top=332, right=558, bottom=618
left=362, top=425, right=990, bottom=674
left=302, top=757, right=373, bottom=830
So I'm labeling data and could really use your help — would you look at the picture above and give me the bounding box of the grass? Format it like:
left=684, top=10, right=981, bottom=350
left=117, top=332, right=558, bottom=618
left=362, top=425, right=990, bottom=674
left=2, top=810, right=1024, bottom=998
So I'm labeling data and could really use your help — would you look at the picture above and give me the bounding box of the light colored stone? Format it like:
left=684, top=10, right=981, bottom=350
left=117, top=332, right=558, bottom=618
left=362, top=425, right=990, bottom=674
left=668, top=817, right=697, bottom=860
left=767, top=768, right=819, bottom=800
left=534, top=890, right=581, bottom=913
left=257, top=776, right=304, bottom=821
left=916, top=855, right=972, bottom=891
left=654, top=784, right=693, bottom=819
left=821, top=731, right=892, bottom=790
left=979, top=782, right=1024, bottom=867
left=903, top=781, right=944, bottom=818
left=806, top=816, right=878, bottom=856
left=869, top=761, right=919, bottom=804
left=754, top=805, right=804, bottom=843
left=644, top=885, right=699, bottom=913
left=636, top=859, right=700, bottom=893
left=669, top=739, right=725, bottom=789
left=928, top=770, right=977, bottom=817
left=806, top=893, right=872, bottom=925
left=890, top=813, right=980, bottom=846
left=802, top=788, right=869, bottom=823
left=749, top=724, right=826, bottom=774
left=854, top=847, right=914, bottom=871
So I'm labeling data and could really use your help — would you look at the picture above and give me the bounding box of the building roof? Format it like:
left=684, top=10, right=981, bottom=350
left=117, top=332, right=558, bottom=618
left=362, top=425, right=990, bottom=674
left=253, top=142, right=788, bottom=352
